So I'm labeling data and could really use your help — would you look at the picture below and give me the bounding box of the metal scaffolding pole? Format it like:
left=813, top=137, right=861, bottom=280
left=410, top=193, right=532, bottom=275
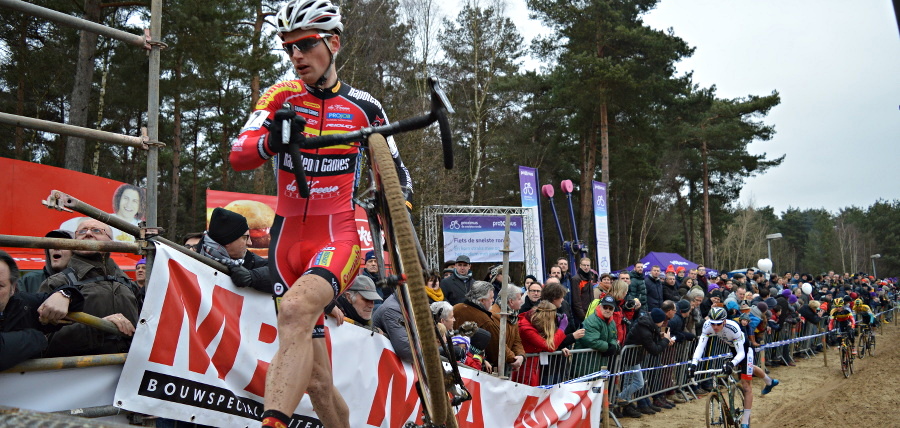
left=0, top=112, right=149, bottom=149
left=0, top=0, right=147, bottom=48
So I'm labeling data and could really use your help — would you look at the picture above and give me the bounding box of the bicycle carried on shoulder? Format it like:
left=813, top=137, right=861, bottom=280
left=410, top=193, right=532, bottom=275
left=280, top=77, right=467, bottom=427
left=692, top=369, right=744, bottom=428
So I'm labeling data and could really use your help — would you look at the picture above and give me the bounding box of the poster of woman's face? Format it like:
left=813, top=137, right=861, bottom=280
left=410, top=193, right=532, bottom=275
left=113, top=184, right=145, bottom=223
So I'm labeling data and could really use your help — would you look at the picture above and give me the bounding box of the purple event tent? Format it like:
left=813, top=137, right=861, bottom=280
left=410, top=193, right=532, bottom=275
left=615, top=252, right=719, bottom=278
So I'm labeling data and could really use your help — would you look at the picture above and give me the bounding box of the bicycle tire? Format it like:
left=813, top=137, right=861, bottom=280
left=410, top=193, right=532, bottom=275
left=868, top=333, right=876, bottom=357
left=840, top=346, right=850, bottom=378
left=730, top=382, right=745, bottom=427
left=706, top=393, right=726, bottom=428
left=857, top=334, right=867, bottom=360
left=368, top=134, right=451, bottom=426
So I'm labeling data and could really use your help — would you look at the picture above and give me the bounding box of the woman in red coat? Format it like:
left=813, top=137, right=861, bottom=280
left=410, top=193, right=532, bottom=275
left=513, top=282, right=585, bottom=386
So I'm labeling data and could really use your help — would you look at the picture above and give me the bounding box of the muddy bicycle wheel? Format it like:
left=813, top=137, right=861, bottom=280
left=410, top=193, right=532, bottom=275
left=730, top=382, right=744, bottom=426
left=868, top=333, right=876, bottom=357
left=840, top=346, right=850, bottom=378
left=857, top=334, right=867, bottom=360
left=706, top=393, right=727, bottom=428
left=368, top=134, right=452, bottom=426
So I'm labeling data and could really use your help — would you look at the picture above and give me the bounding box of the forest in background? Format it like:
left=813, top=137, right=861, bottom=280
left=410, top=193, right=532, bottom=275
left=1, top=0, right=897, bottom=276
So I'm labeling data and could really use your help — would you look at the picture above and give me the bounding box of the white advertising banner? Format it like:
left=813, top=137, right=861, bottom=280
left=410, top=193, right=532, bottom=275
left=114, top=243, right=603, bottom=427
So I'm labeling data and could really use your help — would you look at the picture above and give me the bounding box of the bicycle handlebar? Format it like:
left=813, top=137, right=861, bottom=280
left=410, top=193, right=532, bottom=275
left=282, top=76, right=454, bottom=198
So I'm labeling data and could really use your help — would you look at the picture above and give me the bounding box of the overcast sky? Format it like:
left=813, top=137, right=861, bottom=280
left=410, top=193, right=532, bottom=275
left=449, top=0, right=900, bottom=215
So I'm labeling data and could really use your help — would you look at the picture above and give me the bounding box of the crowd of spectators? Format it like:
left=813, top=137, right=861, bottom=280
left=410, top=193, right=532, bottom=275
left=3, top=213, right=898, bottom=426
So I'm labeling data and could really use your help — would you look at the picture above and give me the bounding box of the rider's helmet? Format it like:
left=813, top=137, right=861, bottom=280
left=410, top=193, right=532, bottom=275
left=833, top=297, right=844, bottom=308
left=854, top=298, right=864, bottom=308
left=276, top=0, right=343, bottom=36
left=708, top=306, right=727, bottom=324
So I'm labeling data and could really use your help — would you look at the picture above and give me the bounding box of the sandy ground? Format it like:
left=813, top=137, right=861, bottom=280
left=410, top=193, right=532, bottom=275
left=617, top=322, right=897, bottom=428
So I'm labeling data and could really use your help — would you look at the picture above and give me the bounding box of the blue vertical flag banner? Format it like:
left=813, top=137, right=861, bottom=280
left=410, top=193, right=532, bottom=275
left=442, top=216, right=525, bottom=263
left=592, top=181, right=611, bottom=274
left=519, top=166, right=546, bottom=281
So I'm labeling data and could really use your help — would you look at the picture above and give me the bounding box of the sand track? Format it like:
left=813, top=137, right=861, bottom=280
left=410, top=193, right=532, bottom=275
left=618, top=322, right=897, bottom=428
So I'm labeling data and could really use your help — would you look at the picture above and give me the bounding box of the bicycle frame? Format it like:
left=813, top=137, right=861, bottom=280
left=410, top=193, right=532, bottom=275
left=693, top=369, right=744, bottom=428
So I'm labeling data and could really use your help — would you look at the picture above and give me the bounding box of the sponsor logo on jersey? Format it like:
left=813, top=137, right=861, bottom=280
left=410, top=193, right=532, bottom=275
left=325, top=123, right=356, bottom=130
left=347, top=88, right=383, bottom=109
left=327, top=112, right=354, bottom=121
left=231, top=135, right=247, bottom=150
left=327, top=104, right=352, bottom=112
left=371, top=115, right=386, bottom=126
left=303, top=101, right=321, bottom=109
left=306, top=117, right=319, bottom=126
left=314, top=251, right=333, bottom=267
left=294, top=106, right=320, bottom=117
left=298, top=154, right=355, bottom=176
left=307, top=180, right=340, bottom=199
left=256, top=81, right=303, bottom=108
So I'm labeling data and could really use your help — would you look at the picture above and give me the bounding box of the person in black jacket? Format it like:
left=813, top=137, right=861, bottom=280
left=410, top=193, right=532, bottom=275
left=202, top=207, right=274, bottom=294
left=645, top=265, right=664, bottom=311
left=618, top=308, right=675, bottom=416
left=440, top=255, right=473, bottom=305
left=0, top=250, right=85, bottom=371
left=662, top=272, right=679, bottom=303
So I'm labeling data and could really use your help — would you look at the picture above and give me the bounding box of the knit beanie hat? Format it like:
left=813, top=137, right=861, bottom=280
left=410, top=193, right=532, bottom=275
left=207, top=207, right=249, bottom=245
left=650, top=308, right=666, bottom=323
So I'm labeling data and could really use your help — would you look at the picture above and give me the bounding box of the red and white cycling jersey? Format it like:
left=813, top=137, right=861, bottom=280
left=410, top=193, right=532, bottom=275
left=230, top=79, right=411, bottom=217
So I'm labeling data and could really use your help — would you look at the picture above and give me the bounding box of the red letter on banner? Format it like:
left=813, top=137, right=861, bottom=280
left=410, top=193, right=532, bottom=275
left=514, top=393, right=576, bottom=427
left=366, top=349, right=420, bottom=427
left=557, top=390, right=592, bottom=427
left=455, top=377, right=483, bottom=427
left=148, top=260, right=244, bottom=379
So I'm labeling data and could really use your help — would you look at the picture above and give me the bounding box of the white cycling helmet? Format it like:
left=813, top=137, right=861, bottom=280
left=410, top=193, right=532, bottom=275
left=276, top=0, right=343, bottom=35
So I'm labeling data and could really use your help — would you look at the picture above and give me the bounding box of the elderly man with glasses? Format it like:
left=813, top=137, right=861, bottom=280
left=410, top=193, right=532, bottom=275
left=38, top=218, right=139, bottom=357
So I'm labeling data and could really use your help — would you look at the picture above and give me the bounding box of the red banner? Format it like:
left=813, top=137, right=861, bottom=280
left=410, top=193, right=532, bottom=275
left=0, top=157, right=143, bottom=271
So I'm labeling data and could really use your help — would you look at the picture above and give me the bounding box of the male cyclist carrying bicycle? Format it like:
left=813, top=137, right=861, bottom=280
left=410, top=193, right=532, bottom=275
left=687, top=307, right=779, bottom=428
left=230, top=1, right=411, bottom=427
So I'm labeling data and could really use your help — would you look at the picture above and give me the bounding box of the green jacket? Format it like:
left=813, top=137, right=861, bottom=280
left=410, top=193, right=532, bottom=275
left=626, top=270, right=647, bottom=306
left=573, top=308, right=619, bottom=377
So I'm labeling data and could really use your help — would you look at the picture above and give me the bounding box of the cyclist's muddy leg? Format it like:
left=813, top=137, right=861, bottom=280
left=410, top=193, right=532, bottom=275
left=264, top=276, right=336, bottom=421
left=307, top=338, right=350, bottom=427
left=741, top=378, right=752, bottom=424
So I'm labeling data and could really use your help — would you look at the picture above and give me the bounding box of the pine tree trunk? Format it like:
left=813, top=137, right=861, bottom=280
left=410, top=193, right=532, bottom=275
left=14, top=20, right=26, bottom=159
left=170, top=59, right=183, bottom=239
left=702, top=139, right=714, bottom=266
left=579, top=117, right=598, bottom=255
left=64, top=0, right=101, bottom=172
left=600, top=103, right=609, bottom=184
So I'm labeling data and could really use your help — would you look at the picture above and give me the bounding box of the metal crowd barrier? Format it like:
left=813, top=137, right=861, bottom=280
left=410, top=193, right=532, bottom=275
left=507, top=306, right=898, bottom=427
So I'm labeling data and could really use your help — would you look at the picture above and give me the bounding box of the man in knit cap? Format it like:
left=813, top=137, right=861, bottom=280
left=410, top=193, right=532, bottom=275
left=202, top=207, right=273, bottom=294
